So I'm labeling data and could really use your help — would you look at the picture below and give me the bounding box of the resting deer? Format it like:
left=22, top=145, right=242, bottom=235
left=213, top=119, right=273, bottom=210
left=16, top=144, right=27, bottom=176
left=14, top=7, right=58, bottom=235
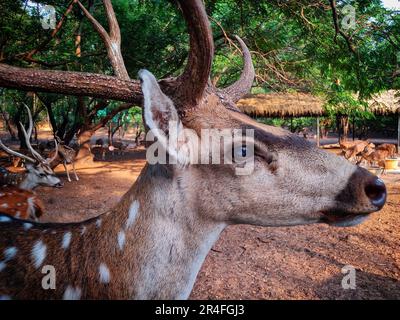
left=0, top=187, right=45, bottom=221
left=0, top=106, right=62, bottom=220
left=0, top=105, right=61, bottom=190
left=0, top=0, right=387, bottom=300
left=376, top=143, right=397, bottom=158
left=340, top=139, right=375, bottom=163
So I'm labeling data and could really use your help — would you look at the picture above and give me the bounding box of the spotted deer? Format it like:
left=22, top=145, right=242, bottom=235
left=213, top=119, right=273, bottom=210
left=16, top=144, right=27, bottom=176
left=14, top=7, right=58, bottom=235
left=0, top=106, right=62, bottom=220
left=0, top=187, right=45, bottom=221
left=0, top=0, right=387, bottom=300
left=48, top=136, right=78, bottom=182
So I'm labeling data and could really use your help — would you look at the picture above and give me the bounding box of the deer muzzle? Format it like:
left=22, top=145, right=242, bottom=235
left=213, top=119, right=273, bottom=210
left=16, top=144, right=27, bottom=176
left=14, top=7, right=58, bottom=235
left=321, top=167, right=387, bottom=227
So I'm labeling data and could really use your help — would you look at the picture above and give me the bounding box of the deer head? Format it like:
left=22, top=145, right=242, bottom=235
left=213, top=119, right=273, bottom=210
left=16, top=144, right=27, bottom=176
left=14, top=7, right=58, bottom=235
left=136, top=1, right=386, bottom=228
left=0, top=0, right=389, bottom=301
left=0, top=105, right=62, bottom=190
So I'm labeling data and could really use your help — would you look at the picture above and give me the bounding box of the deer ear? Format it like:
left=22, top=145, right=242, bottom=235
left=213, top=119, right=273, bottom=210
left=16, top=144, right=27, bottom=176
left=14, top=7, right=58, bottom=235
left=140, top=69, right=180, bottom=133
left=139, top=69, right=190, bottom=166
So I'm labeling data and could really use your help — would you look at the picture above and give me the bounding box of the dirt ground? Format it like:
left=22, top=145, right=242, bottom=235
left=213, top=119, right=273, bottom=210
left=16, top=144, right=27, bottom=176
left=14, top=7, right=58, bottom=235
left=6, top=132, right=400, bottom=300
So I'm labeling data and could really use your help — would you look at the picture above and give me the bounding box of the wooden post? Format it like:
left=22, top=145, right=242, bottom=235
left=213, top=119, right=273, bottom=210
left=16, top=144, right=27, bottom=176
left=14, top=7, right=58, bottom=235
left=336, top=115, right=341, bottom=143
left=316, top=116, right=320, bottom=147
left=398, top=113, right=400, bottom=154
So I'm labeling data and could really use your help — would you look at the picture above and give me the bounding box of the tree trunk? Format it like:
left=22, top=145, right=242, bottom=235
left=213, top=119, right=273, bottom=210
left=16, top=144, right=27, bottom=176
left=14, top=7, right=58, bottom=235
left=0, top=109, right=18, bottom=140
left=75, top=129, right=95, bottom=164
left=341, top=115, right=349, bottom=140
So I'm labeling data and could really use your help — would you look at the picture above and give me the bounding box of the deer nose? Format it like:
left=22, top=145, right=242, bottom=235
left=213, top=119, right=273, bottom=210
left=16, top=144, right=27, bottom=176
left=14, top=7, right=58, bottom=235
left=364, top=178, right=386, bottom=209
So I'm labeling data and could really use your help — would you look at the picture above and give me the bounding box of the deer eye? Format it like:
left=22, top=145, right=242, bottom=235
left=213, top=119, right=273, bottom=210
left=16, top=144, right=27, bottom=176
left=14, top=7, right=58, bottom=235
left=39, top=173, right=47, bottom=177
left=232, top=144, right=253, bottom=164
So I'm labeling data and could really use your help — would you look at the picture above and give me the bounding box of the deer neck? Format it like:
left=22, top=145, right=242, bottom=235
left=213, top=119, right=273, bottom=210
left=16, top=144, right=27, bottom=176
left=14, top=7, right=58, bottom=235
left=19, top=173, right=36, bottom=190
left=105, top=164, right=227, bottom=299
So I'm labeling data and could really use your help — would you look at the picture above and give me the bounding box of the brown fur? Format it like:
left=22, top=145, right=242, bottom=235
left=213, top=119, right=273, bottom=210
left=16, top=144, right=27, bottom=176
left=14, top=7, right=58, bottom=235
left=0, top=186, right=44, bottom=220
left=360, top=146, right=390, bottom=168
left=340, top=139, right=375, bottom=162
left=376, top=143, right=397, bottom=158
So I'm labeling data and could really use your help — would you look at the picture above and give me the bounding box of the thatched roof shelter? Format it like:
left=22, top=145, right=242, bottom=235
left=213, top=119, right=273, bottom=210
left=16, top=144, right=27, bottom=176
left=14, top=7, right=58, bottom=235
left=368, top=90, right=400, bottom=115
left=237, top=90, right=400, bottom=118
left=237, top=93, right=324, bottom=118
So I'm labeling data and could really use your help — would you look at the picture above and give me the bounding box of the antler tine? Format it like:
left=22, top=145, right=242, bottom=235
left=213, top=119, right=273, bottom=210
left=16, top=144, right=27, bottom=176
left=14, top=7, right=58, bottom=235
left=221, top=36, right=255, bottom=102
left=19, top=124, right=47, bottom=165
left=175, top=0, right=214, bottom=108
left=22, top=103, right=33, bottom=138
left=19, top=104, right=49, bottom=163
left=0, top=139, right=36, bottom=163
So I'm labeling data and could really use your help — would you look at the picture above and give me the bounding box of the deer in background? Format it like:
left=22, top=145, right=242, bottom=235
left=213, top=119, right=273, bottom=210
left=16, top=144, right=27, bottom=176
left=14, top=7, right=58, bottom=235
left=340, top=138, right=375, bottom=163
left=376, top=143, right=397, bottom=158
left=0, top=0, right=386, bottom=300
left=0, top=106, right=62, bottom=220
left=48, top=136, right=79, bottom=182
left=359, top=144, right=394, bottom=175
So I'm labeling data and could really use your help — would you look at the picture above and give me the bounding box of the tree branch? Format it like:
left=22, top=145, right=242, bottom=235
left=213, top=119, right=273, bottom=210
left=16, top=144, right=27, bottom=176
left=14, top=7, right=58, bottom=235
left=25, top=0, right=79, bottom=60
left=91, top=102, right=132, bottom=131
left=329, top=0, right=357, bottom=55
left=78, top=0, right=129, bottom=79
left=0, top=63, right=142, bottom=104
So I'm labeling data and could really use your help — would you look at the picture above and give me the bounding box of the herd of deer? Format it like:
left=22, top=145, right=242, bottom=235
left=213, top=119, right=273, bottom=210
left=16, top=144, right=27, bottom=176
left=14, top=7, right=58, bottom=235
left=0, top=0, right=389, bottom=300
left=340, top=138, right=398, bottom=173
left=0, top=106, right=78, bottom=220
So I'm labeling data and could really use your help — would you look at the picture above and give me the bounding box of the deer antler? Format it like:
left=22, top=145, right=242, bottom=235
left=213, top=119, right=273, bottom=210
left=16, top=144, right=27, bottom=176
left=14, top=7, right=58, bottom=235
left=0, top=0, right=253, bottom=111
left=0, top=139, right=36, bottom=163
left=174, top=0, right=214, bottom=108
left=221, top=36, right=255, bottom=102
left=77, top=0, right=129, bottom=80
left=19, top=104, right=47, bottom=164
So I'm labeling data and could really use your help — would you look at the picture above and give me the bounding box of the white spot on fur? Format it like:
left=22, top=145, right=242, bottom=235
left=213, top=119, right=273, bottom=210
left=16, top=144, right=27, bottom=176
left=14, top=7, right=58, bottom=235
left=62, top=232, right=72, bottom=250
left=126, top=201, right=139, bottom=229
left=80, top=226, right=86, bottom=235
left=23, top=223, right=33, bottom=230
left=4, top=247, right=17, bottom=261
left=0, top=216, right=11, bottom=222
left=15, top=211, right=21, bottom=218
left=99, top=263, right=110, bottom=284
left=63, top=286, right=81, bottom=300
left=96, top=219, right=102, bottom=228
left=1, top=203, right=8, bottom=208
left=117, top=231, right=125, bottom=251
left=31, top=240, right=46, bottom=269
